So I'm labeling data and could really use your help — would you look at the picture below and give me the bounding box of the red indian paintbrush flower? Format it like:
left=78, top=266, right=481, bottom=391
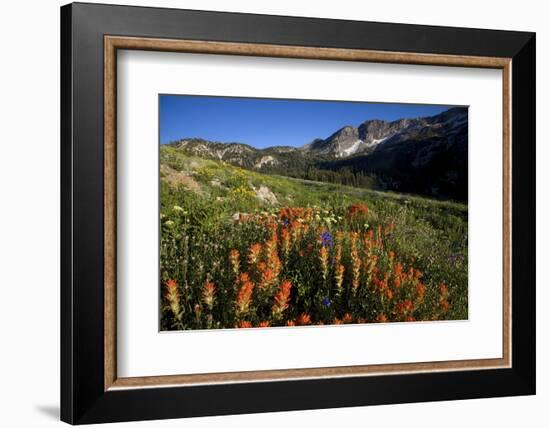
left=259, top=268, right=276, bottom=291
left=278, top=207, right=304, bottom=223
left=236, top=320, right=252, bottom=328
left=439, top=283, right=449, bottom=299
left=334, top=242, right=342, bottom=266
left=296, top=313, right=312, bottom=326
left=342, top=313, right=353, bottom=324
left=264, top=235, right=282, bottom=281
left=392, top=262, right=405, bottom=289
left=350, top=232, right=362, bottom=292
left=235, top=274, right=254, bottom=315
left=290, top=220, right=302, bottom=243
left=280, top=228, right=291, bottom=258
left=202, top=281, right=216, bottom=310
left=416, top=282, right=426, bottom=301
left=229, top=249, right=240, bottom=277
left=376, top=313, right=388, bottom=323
left=396, top=299, right=414, bottom=317
left=164, top=279, right=181, bottom=318
left=439, top=283, right=451, bottom=313
left=248, top=243, right=262, bottom=267
left=272, top=280, right=292, bottom=318
left=334, top=264, right=345, bottom=291
left=346, top=203, right=369, bottom=219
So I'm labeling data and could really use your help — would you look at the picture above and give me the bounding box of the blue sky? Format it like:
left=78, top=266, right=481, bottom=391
left=159, top=95, right=454, bottom=148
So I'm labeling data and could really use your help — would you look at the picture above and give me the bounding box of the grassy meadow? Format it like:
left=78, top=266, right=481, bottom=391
left=159, top=145, right=468, bottom=331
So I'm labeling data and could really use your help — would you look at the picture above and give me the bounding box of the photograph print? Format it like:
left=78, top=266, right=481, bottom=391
left=159, top=95, right=468, bottom=331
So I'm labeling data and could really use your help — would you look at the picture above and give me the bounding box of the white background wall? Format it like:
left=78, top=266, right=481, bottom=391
left=0, top=0, right=546, bottom=426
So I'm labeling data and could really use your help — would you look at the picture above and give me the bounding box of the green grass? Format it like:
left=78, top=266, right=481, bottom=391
left=160, top=146, right=468, bottom=330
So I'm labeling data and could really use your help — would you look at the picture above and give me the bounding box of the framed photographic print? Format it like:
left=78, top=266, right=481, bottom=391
left=60, top=2, right=536, bottom=424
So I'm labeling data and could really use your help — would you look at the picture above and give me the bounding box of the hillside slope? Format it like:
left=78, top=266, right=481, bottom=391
left=165, top=107, right=468, bottom=201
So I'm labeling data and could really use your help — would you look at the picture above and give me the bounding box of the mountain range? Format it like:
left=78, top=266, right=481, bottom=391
left=166, top=107, right=468, bottom=201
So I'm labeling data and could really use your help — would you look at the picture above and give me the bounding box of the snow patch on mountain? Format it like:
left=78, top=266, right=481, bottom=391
left=369, top=136, right=389, bottom=146
left=339, top=140, right=363, bottom=157
left=254, top=155, right=278, bottom=169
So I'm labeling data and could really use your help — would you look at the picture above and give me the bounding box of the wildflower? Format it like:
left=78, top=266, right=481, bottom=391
left=235, top=276, right=254, bottom=315
left=236, top=320, right=252, bottom=328
left=202, top=281, right=216, bottom=310
left=333, top=318, right=344, bottom=325
left=334, top=264, right=345, bottom=291
left=257, top=261, right=267, bottom=273
left=229, top=249, right=240, bottom=277
left=439, top=283, right=449, bottom=300
left=350, top=232, right=362, bottom=292
left=265, top=235, right=282, bottom=277
left=296, top=313, right=312, bottom=326
left=407, top=267, right=415, bottom=281
left=272, top=280, right=292, bottom=318
left=363, top=254, right=378, bottom=287
left=365, top=229, right=374, bottom=241
left=238, top=272, right=251, bottom=283
left=172, top=205, right=185, bottom=213
left=346, top=203, right=369, bottom=219
left=164, top=220, right=175, bottom=228
left=248, top=243, right=262, bottom=266
left=286, top=320, right=296, bottom=327
left=392, top=262, right=404, bottom=288
left=373, top=272, right=389, bottom=292
left=439, top=283, right=451, bottom=313
left=334, top=242, right=342, bottom=266
left=376, top=313, right=388, bottom=323
left=281, top=228, right=291, bottom=258
left=416, top=282, right=426, bottom=301
left=319, top=246, right=329, bottom=281
left=164, top=279, right=181, bottom=318
left=384, top=221, right=396, bottom=235
left=260, top=268, right=276, bottom=291
left=278, top=207, right=304, bottom=222
left=257, top=321, right=270, bottom=328
left=321, top=231, right=333, bottom=247
left=322, top=297, right=331, bottom=308
left=396, top=300, right=414, bottom=317
left=290, top=220, right=303, bottom=243
left=342, top=313, right=353, bottom=324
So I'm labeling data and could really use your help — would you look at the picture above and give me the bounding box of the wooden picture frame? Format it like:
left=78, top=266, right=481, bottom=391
left=61, top=2, right=535, bottom=424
